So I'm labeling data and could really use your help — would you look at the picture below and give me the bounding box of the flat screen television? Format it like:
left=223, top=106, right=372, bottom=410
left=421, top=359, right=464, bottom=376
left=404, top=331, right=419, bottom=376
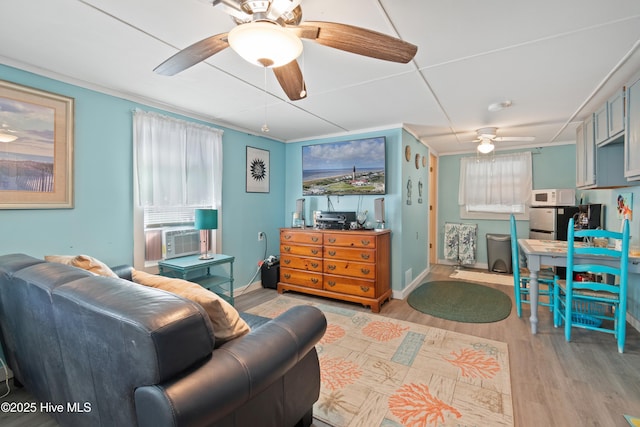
left=302, top=136, right=386, bottom=196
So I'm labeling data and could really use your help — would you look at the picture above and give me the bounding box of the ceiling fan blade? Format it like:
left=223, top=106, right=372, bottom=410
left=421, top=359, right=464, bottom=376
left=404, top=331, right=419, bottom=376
left=494, top=136, right=536, bottom=142
left=154, top=33, right=230, bottom=76
left=296, top=21, right=417, bottom=63
left=272, top=60, right=307, bottom=101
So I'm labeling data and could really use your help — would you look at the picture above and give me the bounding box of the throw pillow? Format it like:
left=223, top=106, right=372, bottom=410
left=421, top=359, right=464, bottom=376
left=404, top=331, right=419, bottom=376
left=45, top=254, right=119, bottom=278
left=131, top=269, right=250, bottom=344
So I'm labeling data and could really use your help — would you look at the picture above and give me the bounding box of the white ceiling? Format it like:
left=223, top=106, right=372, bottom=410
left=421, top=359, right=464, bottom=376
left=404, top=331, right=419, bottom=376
left=1, top=0, right=639, bottom=154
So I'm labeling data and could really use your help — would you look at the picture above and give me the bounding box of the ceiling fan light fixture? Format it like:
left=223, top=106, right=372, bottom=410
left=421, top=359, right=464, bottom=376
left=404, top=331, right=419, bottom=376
left=477, top=139, right=495, bottom=154
left=228, top=21, right=303, bottom=68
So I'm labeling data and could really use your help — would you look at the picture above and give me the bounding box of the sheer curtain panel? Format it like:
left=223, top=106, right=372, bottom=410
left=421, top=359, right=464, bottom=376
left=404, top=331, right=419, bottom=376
left=133, top=110, right=223, bottom=208
left=458, top=152, right=532, bottom=214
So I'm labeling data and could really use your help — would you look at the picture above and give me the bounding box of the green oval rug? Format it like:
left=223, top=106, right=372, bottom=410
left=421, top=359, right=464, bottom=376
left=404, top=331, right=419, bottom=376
left=407, top=280, right=512, bottom=323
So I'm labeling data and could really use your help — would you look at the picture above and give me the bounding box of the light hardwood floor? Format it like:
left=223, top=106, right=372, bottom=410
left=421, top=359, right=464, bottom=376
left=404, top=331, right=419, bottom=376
left=2, top=264, right=639, bottom=427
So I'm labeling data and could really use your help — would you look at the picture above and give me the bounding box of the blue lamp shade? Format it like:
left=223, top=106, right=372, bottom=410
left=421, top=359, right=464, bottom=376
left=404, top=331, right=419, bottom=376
left=194, top=209, right=218, bottom=230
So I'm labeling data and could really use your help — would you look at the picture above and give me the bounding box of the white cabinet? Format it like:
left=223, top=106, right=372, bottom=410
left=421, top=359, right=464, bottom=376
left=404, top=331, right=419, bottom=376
left=608, top=89, right=625, bottom=138
left=625, top=76, right=640, bottom=180
left=595, top=89, right=625, bottom=146
left=576, top=115, right=596, bottom=188
left=594, top=104, right=608, bottom=145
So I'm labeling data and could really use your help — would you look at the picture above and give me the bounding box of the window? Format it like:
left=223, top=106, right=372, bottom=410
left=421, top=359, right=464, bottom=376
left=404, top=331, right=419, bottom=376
left=132, top=110, right=223, bottom=266
left=458, top=152, right=532, bottom=217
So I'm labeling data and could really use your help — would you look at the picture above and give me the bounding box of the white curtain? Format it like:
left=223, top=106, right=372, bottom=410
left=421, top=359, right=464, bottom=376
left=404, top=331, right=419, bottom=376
left=458, top=152, right=532, bottom=213
left=133, top=110, right=223, bottom=208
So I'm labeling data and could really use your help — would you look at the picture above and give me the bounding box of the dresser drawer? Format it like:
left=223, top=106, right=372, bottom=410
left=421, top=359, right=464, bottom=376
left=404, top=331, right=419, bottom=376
left=324, top=259, right=376, bottom=279
left=280, top=230, right=322, bottom=245
left=280, top=244, right=322, bottom=257
left=324, top=246, right=375, bottom=262
left=280, top=268, right=323, bottom=289
left=324, top=274, right=376, bottom=297
left=324, top=233, right=376, bottom=248
left=280, top=255, right=322, bottom=272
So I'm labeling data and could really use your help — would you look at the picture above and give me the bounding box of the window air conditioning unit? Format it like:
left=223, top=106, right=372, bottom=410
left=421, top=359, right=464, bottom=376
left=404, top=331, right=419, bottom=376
left=163, top=227, right=201, bottom=259
left=145, top=227, right=201, bottom=261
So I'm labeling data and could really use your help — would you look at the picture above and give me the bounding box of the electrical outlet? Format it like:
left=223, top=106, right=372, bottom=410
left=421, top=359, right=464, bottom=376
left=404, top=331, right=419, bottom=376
left=258, top=231, right=265, bottom=241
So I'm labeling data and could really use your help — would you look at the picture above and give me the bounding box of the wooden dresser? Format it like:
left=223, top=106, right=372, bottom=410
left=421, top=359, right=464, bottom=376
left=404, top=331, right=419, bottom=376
left=278, top=228, right=391, bottom=312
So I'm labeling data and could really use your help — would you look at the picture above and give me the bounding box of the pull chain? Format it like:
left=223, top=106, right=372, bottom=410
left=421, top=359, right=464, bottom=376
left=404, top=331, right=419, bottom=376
left=261, top=66, right=269, bottom=133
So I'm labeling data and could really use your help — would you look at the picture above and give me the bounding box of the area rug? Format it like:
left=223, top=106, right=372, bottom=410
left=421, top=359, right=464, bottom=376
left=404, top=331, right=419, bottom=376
left=449, top=269, right=515, bottom=287
left=246, top=295, right=513, bottom=427
left=408, top=281, right=512, bottom=323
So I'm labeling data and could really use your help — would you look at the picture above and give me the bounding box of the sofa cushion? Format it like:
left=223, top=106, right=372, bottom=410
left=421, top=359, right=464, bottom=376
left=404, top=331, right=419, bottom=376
left=132, top=269, right=250, bottom=344
left=45, top=254, right=118, bottom=278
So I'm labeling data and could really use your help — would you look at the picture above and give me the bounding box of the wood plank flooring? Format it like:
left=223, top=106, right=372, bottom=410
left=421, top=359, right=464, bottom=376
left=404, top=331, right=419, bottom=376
left=2, top=264, right=639, bottom=427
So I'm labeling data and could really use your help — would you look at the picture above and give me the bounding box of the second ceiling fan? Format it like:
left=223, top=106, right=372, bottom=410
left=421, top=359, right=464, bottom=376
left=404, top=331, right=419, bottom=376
left=154, top=0, right=418, bottom=101
left=472, top=127, right=535, bottom=153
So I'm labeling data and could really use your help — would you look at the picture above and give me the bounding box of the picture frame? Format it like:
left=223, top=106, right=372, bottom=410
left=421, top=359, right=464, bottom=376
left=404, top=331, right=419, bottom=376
left=0, top=80, right=74, bottom=209
left=246, top=146, right=269, bottom=193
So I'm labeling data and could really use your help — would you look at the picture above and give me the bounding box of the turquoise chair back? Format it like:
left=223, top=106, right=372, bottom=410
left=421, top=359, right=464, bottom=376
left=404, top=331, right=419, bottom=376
left=562, top=218, right=629, bottom=352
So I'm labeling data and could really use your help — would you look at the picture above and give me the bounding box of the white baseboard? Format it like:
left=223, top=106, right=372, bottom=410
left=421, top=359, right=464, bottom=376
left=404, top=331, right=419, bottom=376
left=392, top=266, right=431, bottom=300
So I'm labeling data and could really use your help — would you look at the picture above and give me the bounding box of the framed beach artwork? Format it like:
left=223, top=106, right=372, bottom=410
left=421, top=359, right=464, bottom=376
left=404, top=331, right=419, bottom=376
left=0, top=80, right=74, bottom=209
left=246, top=146, right=270, bottom=193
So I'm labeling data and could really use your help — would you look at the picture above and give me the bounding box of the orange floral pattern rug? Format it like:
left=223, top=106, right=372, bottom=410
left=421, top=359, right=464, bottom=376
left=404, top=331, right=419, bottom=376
left=246, top=295, right=513, bottom=427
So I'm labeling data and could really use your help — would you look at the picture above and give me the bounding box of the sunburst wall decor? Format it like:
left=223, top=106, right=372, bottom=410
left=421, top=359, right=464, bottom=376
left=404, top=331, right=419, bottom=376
left=246, top=146, right=270, bottom=193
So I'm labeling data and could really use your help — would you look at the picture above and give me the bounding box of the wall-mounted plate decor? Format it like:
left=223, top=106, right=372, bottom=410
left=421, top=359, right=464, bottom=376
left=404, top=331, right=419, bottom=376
left=405, top=145, right=411, bottom=162
left=415, top=153, right=420, bottom=169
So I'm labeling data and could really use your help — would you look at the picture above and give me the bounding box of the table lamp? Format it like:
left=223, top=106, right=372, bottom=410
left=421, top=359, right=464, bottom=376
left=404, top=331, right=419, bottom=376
left=195, top=208, right=218, bottom=260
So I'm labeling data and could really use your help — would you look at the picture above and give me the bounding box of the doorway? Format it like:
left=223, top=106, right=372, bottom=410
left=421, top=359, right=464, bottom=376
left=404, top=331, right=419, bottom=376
left=428, top=154, right=438, bottom=266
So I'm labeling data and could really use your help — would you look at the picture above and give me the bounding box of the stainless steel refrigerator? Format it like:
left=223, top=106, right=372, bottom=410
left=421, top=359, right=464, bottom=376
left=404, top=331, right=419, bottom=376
left=529, top=206, right=580, bottom=241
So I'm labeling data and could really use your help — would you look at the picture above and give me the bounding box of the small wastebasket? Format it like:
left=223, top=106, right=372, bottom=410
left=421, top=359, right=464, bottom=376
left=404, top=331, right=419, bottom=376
left=486, top=234, right=512, bottom=274
left=261, top=260, right=280, bottom=289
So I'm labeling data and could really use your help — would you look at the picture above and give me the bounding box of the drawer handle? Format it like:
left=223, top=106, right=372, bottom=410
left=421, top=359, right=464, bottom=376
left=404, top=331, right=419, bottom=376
left=311, top=249, right=319, bottom=255
left=311, top=277, right=319, bottom=284
left=328, top=250, right=336, bottom=256
left=284, top=235, right=292, bottom=240
left=361, top=268, right=371, bottom=275
left=328, top=238, right=336, bottom=243
left=361, top=239, right=371, bottom=246
left=284, top=273, right=291, bottom=279
left=327, top=264, right=337, bottom=271
left=283, top=259, right=291, bottom=264
left=327, top=281, right=336, bottom=287
left=360, top=286, right=370, bottom=293
left=283, top=246, right=291, bottom=252
left=360, top=253, right=370, bottom=260
left=311, top=236, right=319, bottom=242
left=310, top=262, right=319, bottom=268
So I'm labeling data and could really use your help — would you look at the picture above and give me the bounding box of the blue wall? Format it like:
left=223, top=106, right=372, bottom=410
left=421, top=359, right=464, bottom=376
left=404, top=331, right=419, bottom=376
left=283, top=128, right=430, bottom=292
left=0, top=63, right=429, bottom=297
left=0, top=64, right=283, bottom=290
left=438, top=144, right=577, bottom=263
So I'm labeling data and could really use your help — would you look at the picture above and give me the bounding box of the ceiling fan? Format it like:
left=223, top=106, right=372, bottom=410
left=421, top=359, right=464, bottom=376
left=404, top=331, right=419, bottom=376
left=471, top=127, right=535, bottom=154
left=154, top=0, right=418, bottom=101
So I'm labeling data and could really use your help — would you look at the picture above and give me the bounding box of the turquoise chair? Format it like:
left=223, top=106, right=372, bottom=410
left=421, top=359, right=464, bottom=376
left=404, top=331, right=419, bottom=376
left=510, top=214, right=555, bottom=317
left=553, top=218, right=629, bottom=353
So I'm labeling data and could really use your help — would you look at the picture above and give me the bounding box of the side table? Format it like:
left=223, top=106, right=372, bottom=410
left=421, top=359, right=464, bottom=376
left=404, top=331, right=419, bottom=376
left=157, top=254, right=235, bottom=305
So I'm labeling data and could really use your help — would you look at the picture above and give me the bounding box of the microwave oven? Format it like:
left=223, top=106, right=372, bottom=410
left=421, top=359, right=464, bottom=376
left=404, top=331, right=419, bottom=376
left=530, top=188, right=576, bottom=207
